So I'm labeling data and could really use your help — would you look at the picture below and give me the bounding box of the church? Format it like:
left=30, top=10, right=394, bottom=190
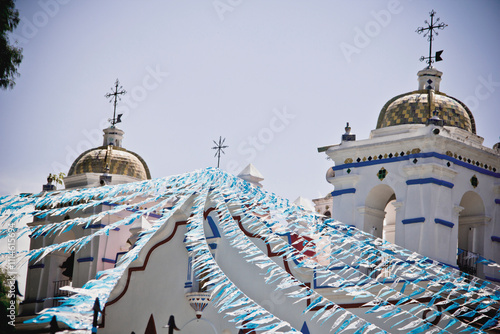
left=317, top=64, right=500, bottom=283
left=2, top=10, right=500, bottom=334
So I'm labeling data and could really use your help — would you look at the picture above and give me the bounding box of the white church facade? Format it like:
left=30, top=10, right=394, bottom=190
left=318, top=66, right=500, bottom=283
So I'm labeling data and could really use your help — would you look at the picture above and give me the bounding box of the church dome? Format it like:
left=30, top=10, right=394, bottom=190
left=67, top=145, right=151, bottom=180
left=376, top=90, right=476, bottom=133
left=376, top=67, right=476, bottom=134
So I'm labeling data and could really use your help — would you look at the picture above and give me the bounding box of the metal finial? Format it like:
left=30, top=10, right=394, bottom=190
left=416, top=10, right=447, bottom=67
left=211, top=136, right=228, bottom=168
left=105, top=79, right=126, bottom=126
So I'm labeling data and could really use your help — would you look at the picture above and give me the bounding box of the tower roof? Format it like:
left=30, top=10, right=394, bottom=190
left=376, top=68, right=476, bottom=134
left=67, top=145, right=151, bottom=180
left=67, top=126, right=151, bottom=181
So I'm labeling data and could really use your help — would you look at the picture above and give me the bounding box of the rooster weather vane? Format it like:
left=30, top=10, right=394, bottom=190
left=416, top=10, right=447, bottom=67
left=105, top=79, right=126, bottom=126
left=212, top=136, right=228, bottom=168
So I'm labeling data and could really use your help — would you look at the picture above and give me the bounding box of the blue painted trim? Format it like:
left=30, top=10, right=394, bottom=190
left=407, top=178, right=454, bottom=189
left=300, top=322, right=311, bottom=334
left=495, top=199, right=500, bottom=205
left=485, top=275, right=500, bottom=283
left=77, top=257, right=94, bottom=263
left=184, top=282, right=193, bottom=288
left=434, top=218, right=454, bottom=228
left=331, top=152, right=500, bottom=178
left=102, top=258, right=116, bottom=264
left=329, top=266, right=347, bottom=270
left=207, top=216, right=221, bottom=238
left=491, top=236, right=500, bottom=243
left=438, top=262, right=460, bottom=270
left=402, top=217, right=425, bottom=224
left=29, top=263, right=44, bottom=269
left=208, top=243, right=218, bottom=250
left=331, top=188, right=356, bottom=197
left=83, top=224, right=106, bottom=229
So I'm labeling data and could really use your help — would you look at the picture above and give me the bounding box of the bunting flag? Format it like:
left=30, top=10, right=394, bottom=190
left=1, top=168, right=499, bottom=333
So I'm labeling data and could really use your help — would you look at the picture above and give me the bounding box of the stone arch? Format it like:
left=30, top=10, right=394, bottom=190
left=361, top=184, right=397, bottom=242
left=457, top=191, right=486, bottom=275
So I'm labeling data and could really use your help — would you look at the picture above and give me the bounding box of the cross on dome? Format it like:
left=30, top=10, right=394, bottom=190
left=416, top=10, right=447, bottom=67
left=105, top=79, right=126, bottom=127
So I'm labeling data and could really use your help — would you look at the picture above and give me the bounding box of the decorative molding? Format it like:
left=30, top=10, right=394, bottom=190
left=357, top=206, right=386, bottom=219
left=453, top=206, right=464, bottom=215
left=330, top=152, right=499, bottom=178
left=402, top=217, right=425, bottom=224
left=185, top=292, right=211, bottom=319
left=434, top=218, right=454, bottom=228
left=402, top=163, right=458, bottom=179
left=77, top=257, right=94, bottom=263
left=327, top=174, right=360, bottom=187
left=445, top=150, right=497, bottom=173
left=458, top=215, right=491, bottom=225
left=391, top=201, right=404, bottom=211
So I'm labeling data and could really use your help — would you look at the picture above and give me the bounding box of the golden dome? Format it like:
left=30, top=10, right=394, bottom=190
left=376, top=90, right=476, bottom=134
left=67, top=145, right=151, bottom=180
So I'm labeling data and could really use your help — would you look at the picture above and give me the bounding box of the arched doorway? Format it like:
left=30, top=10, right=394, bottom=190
left=457, top=191, right=486, bottom=276
left=47, top=228, right=75, bottom=306
left=362, top=185, right=397, bottom=243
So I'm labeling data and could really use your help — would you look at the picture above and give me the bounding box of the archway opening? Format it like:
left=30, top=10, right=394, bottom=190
left=457, top=191, right=485, bottom=276
left=364, top=185, right=397, bottom=243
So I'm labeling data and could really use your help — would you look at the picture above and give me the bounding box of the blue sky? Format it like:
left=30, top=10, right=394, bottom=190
left=1, top=0, right=499, bottom=201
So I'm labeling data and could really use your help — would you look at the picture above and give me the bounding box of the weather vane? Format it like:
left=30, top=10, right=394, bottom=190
left=212, top=136, right=228, bottom=168
left=416, top=10, right=447, bottom=67
left=105, top=79, right=126, bottom=126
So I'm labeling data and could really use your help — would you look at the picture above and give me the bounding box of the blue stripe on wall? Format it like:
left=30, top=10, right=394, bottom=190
left=435, top=218, right=454, bottom=228
left=406, top=178, right=454, bottom=189
left=331, top=188, right=356, bottom=197
left=402, top=217, right=425, bottom=224
left=102, top=258, right=116, bottom=264
left=491, top=236, right=500, bottom=243
left=77, top=257, right=94, bottom=263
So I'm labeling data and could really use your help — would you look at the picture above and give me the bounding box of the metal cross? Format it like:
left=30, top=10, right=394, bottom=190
left=105, top=79, right=126, bottom=126
left=416, top=10, right=447, bottom=67
left=212, top=136, right=228, bottom=168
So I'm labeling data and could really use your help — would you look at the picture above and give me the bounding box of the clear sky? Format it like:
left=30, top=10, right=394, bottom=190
left=1, top=0, right=499, bottom=202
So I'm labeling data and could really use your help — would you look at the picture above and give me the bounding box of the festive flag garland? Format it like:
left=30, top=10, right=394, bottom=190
left=0, top=168, right=498, bottom=332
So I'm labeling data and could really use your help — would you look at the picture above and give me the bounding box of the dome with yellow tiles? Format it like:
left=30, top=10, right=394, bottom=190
left=67, top=127, right=151, bottom=180
left=68, top=145, right=151, bottom=180
left=376, top=67, right=476, bottom=134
